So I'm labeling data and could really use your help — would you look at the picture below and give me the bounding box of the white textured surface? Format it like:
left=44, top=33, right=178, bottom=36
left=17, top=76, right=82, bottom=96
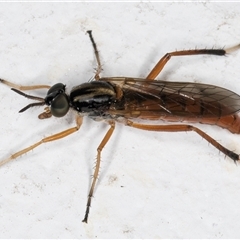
left=0, top=2, right=240, bottom=238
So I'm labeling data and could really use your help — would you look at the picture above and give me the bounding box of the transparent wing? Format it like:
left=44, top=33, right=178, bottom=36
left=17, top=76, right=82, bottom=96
left=101, top=77, right=240, bottom=120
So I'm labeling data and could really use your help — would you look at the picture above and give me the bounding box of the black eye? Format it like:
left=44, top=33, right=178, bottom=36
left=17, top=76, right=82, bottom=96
left=47, top=83, right=65, bottom=94
left=51, top=93, right=69, bottom=117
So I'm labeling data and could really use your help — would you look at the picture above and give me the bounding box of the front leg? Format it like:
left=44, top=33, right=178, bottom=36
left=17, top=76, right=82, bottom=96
left=0, top=115, right=83, bottom=167
left=0, top=78, right=50, bottom=90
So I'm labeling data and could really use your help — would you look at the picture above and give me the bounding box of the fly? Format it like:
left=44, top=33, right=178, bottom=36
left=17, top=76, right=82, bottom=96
left=0, top=30, right=240, bottom=223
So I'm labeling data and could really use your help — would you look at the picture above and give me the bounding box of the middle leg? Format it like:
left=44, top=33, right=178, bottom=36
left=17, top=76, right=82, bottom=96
left=82, top=120, right=115, bottom=223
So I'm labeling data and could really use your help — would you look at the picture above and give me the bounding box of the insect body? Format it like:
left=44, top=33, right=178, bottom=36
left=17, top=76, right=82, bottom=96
left=0, top=31, right=240, bottom=222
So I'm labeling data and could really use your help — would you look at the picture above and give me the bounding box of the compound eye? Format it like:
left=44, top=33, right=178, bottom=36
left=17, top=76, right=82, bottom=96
left=51, top=93, right=69, bottom=117
left=47, top=83, right=65, bottom=94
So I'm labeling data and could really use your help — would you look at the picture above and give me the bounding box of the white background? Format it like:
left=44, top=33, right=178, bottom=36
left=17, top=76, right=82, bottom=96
left=0, top=2, right=240, bottom=238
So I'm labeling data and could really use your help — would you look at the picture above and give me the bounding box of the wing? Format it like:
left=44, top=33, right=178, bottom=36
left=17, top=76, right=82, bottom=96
left=100, top=77, right=240, bottom=121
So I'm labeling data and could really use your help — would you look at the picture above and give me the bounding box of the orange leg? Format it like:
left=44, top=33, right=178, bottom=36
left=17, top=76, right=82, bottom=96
left=0, top=116, right=83, bottom=167
left=82, top=120, right=115, bottom=223
left=126, top=120, right=239, bottom=162
left=0, top=78, right=50, bottom=90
